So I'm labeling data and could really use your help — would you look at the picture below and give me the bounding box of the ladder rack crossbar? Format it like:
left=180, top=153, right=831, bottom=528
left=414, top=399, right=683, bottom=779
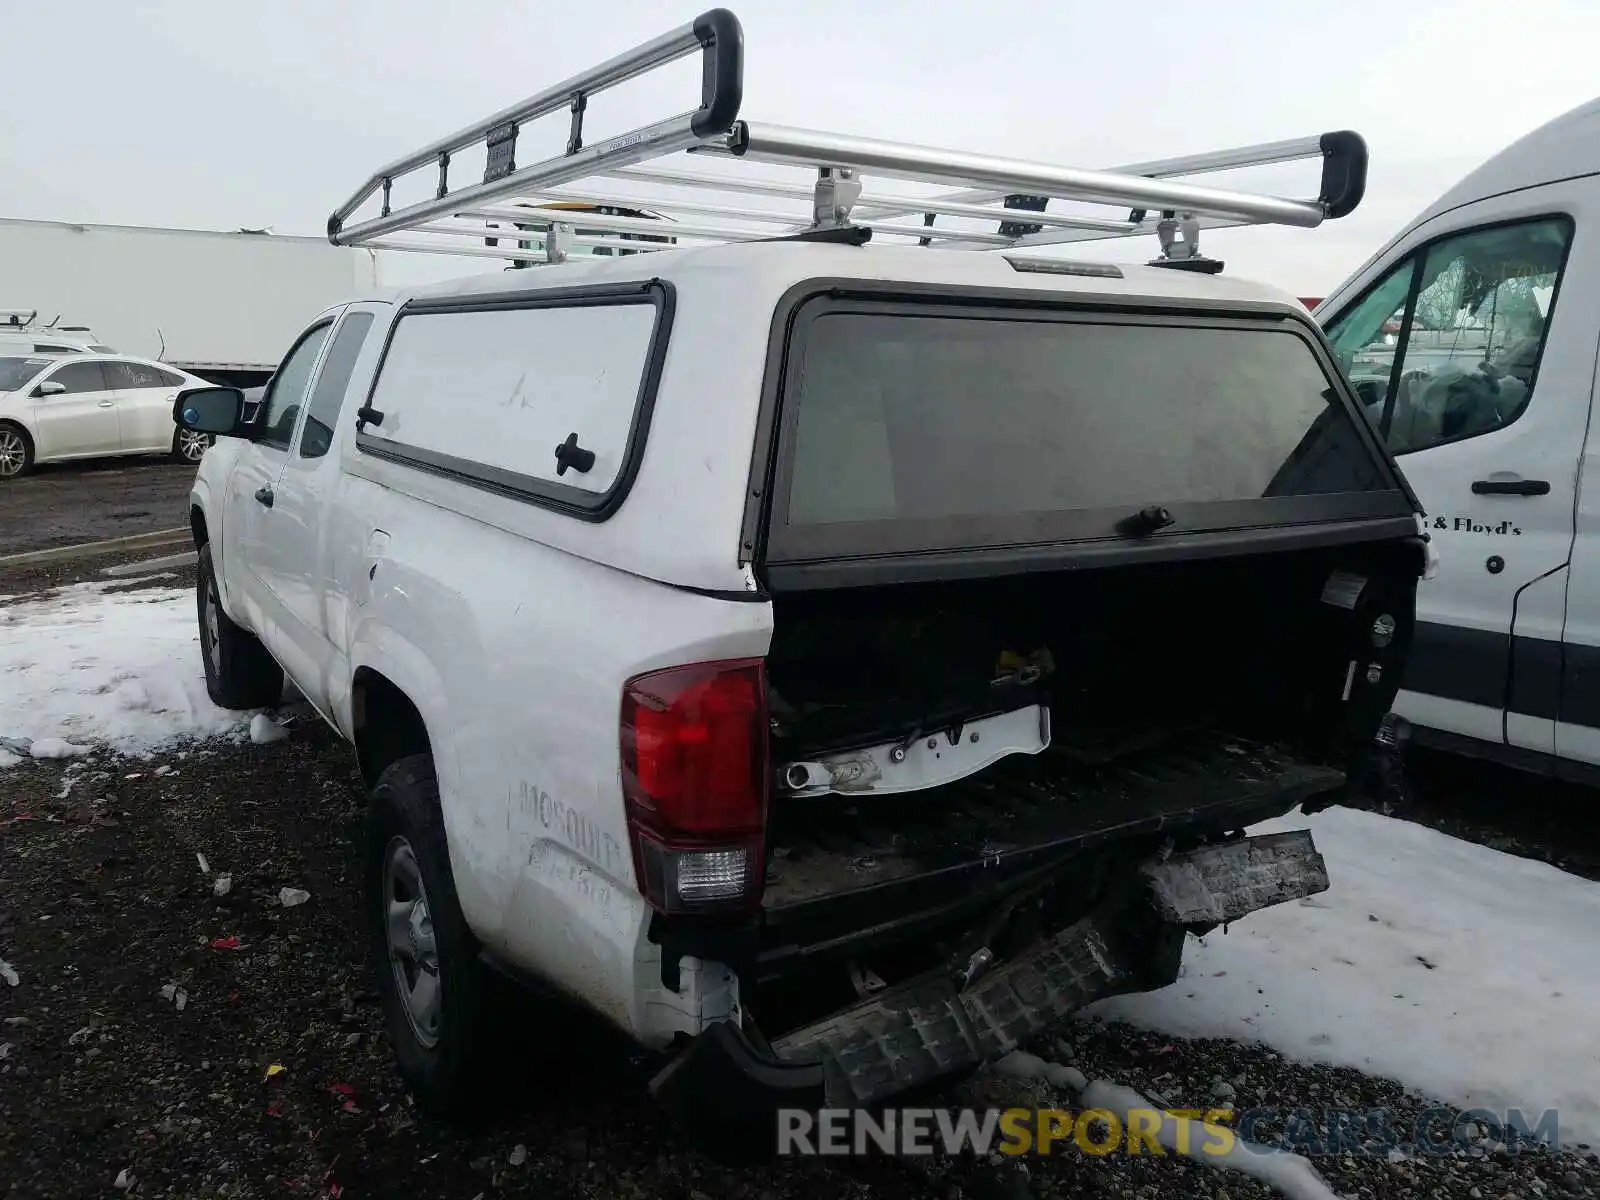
left=705, top=123, right=1326, bottom=227
left=599, top=167, right=1138, bottom=233
left=458, top=201, right=1034, bottom=247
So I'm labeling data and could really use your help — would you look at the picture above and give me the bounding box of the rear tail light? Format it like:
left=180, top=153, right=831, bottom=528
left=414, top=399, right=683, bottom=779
left=620, top=658, right=768, bottom=915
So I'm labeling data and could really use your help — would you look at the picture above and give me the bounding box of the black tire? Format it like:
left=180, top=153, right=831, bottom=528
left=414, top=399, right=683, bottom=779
left=196, top=543, right=284, bottom=709
left=0, top=421, right=33, bottom=480
left=172, top=427, right=214, bottom=464
left=365, top=755, right=501, bottom=1119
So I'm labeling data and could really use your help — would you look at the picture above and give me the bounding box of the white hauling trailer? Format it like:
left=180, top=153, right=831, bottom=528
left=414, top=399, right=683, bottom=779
left=0, top=216, right=379, bottom=387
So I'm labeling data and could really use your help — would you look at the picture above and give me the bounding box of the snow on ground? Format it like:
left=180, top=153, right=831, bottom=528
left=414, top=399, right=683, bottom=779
left=1090, top=805, right=1600, bottom=1149
left=0, top=581, right=248, bottom=760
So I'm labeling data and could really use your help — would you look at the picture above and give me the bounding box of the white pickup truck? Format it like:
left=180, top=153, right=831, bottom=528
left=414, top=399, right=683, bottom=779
left=175, top=10, right=1430, bottom=1149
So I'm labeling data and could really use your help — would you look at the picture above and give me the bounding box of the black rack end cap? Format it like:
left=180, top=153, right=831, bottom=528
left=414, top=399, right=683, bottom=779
left=1318, top=130, right=1369, bottom=220
left=690, top=9, right=745, bottom=138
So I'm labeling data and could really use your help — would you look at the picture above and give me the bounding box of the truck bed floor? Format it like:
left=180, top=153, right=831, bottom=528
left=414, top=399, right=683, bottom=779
left=763, top=730, right=1343, bottom=911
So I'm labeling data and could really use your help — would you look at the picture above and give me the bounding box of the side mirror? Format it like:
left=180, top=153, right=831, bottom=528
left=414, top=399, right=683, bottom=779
left=173, top=385, right=252, bottom=438
left=34, top=381, right=66, bottom=397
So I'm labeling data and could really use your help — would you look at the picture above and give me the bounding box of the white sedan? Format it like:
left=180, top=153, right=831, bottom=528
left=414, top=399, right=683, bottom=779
left=0, top=353, right=215, bottom=479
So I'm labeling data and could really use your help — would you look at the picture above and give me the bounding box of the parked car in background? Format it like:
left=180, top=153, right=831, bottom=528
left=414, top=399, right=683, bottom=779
left=0, top=353, right=213, bottom=478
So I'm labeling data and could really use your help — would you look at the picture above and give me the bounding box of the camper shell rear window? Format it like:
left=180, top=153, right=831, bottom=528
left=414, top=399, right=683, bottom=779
left=759, top=290, right=1417, bottom=575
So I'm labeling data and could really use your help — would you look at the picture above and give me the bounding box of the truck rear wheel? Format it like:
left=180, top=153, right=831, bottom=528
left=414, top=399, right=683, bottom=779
left=196, top=543, right=284, bottom=709
left=365, top=754, right=501, bottom=1118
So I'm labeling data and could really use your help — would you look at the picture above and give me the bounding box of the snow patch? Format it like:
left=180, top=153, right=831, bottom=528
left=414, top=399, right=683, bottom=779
left=29, top=737, right=90, bottom=760
left=248, top=714, right=288, bottom=745
left=1080, top=1078, right=1340, bottom=1200
left=0, top=581, right=250, bottom=762
left=1090, top=806, right=1600, bottom=1148
left=994, top=1052, right=1339, bottom=1200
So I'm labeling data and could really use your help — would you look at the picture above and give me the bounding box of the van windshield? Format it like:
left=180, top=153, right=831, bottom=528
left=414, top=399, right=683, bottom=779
left=769, top=302, right=1410, bottom=562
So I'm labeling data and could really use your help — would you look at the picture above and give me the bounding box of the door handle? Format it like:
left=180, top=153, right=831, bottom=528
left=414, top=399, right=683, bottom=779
left=254, top=486, right=275, bottom=508
left=1471, top=478, right=1550, bottom=496
left=97, top=399, right=114, bottom=408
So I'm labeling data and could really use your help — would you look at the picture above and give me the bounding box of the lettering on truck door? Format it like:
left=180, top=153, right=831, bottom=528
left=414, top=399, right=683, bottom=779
left=1325, top=199, right=1588, bottom=753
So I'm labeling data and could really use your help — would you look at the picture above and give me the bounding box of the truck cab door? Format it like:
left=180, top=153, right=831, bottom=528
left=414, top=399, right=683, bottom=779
left=224, top=319, right=334, bottom=644
left=1323, top=193, right=1587, bottom=752
left=250, top=305, right=382, bottom=709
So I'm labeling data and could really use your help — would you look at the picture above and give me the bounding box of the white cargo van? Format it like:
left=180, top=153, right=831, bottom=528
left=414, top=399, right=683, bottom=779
left=1318, top=98, right=1600, bottom=782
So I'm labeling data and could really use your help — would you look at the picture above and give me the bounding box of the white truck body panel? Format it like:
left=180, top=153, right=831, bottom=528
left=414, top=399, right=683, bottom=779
left=190, top=240, right=1379, bottom=1057
left=0, top=217, right=378, bottom=373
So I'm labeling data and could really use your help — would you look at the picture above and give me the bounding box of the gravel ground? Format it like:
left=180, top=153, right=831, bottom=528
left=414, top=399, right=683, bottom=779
left=1400, top=749, right=1600, bottom=883
left=0, top=544, right=195, bottom=603
left=0, top=458, right=194, bottom=557
left=2, top=561, right=1597, bottom=1198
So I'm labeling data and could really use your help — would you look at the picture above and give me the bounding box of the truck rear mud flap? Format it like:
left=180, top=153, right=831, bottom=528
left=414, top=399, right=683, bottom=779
left=652, top=830, right=1328, bottom=1136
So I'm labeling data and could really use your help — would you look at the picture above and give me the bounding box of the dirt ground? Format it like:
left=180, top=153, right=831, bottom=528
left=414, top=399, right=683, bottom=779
left=1, top=560, right=1597, bottom=1199
left=0, top=458, right=194, bottom=557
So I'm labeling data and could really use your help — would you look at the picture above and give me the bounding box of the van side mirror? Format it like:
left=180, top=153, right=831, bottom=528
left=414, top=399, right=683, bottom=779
left=174, top=385, right=253, bottom=438
left=34, top=381, right=65, bottom=397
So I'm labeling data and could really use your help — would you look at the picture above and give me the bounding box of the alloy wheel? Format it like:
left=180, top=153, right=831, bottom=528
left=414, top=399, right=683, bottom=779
left=0, top=430, right=25, bottom=478
left=179, top=431, right=210, bottom=462
left=383, top=836, right=442, bottom=1049
left=201, top=578, right=221, bottom=672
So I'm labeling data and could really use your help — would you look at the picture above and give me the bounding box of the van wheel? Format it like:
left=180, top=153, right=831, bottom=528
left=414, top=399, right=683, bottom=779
left=196, top=543, right=283, bottom=709
left=0, top=422, right=33, bottom=479
left=366, top=755, right=500, bottom=1118
left=173, top=428, right=213, bottom=463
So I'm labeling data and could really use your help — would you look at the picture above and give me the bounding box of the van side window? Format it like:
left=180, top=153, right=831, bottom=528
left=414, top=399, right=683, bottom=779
left=299, top=312, right=375, bottom=460
left=1325, top=217, right=1573, bottom=455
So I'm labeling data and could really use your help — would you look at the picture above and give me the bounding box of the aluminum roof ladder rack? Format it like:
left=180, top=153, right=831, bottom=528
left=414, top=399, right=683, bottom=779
left=328, top=8, right=1368, bottom=270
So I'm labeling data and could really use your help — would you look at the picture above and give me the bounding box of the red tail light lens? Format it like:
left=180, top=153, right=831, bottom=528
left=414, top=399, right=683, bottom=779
left=620, top=658, right=768, bottom=913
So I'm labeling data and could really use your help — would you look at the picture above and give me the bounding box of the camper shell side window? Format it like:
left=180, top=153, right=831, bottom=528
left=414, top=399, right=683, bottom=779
left=353, top=280, right=675, bottom=522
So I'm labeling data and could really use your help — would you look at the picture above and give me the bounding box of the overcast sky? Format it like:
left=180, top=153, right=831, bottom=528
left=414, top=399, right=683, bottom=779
left=3, top=0, right=1597, bottom=295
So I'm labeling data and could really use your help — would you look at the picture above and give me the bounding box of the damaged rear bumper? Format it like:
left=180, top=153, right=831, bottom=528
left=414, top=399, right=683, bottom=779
left=651, top=829, right=1327, bottom=1131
